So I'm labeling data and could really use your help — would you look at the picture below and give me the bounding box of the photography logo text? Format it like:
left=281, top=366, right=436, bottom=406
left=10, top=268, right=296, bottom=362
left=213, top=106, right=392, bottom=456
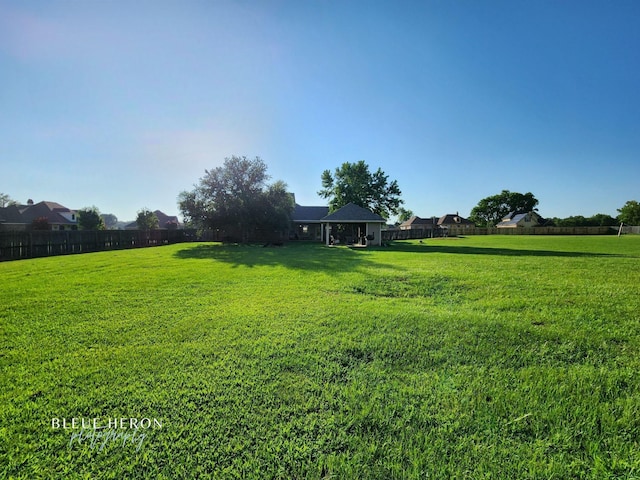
left=51, top=417, right=163, bottom=452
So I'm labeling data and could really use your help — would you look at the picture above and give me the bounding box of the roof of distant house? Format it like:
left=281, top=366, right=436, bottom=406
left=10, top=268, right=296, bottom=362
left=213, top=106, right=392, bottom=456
left=321, top=203, right=386, bottom=223
left=438, top=213, right=475, bottom=226
left=399, top=215, right=438, bottom=227
left=496, top=218, right=520, bottom=227
left=0, top=205, right=23, bottom=224
left=0, top=201, right=77, bottom=225
left=41, top=201, right=72, bottom=213
left=496, top=211, right=542, bottom=227
left=154, top=210, right=180, bottom=226
left=125, top=210, right=181, bottom=229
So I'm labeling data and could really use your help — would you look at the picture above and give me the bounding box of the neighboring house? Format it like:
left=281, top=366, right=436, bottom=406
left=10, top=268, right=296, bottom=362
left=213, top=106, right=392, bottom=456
left=290, top=204, right=330, bottom=241
left=321, top=203, right=386, bottom=246
left=0, top=200, right=78, bottom=231
left=124, top=210, right=182, bottom=230
left=438, top=213, right=475, bottom=229
left=496, top=211, right=543, bottom=228
left=0, top=204, right=24, bottom=231
left=399, top=215, right=439, bottom=231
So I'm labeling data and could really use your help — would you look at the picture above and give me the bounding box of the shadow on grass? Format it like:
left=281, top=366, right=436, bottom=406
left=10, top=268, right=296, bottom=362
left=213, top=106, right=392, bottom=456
left=379, top=241, right=626, bottom=258
left=173, top=242, right=393, bottom=271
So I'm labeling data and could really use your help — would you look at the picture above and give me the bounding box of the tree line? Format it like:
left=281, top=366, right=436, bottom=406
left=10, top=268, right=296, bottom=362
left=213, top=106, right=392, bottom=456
left=467, top=190, right=639, bottom=227
left=4, top=159, right=639, bottom=236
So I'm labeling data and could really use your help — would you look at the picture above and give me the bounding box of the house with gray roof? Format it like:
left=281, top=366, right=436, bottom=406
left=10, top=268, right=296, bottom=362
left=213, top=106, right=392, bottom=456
left=321, top=203, right=386, bottom=246
left=0, top=205, right=24, bottom=230
left=399, top=215, right=439, bottom=231
left=437, top=213, right=475, bottom=229
left=0, top=200, right=78, bottom=231
left=290, top=204, right=329, bottom=241
left=397, top=215, right=442, bottom=238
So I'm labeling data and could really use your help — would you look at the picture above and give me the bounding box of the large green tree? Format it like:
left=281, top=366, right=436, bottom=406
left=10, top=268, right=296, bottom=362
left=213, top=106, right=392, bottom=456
left=136, top=209, right=159, bottom=230
left=77, top=206, right=105, bottom=230
left=469, top=190, right=539, bottom=227
left=318, top=160, right=403, bottom=218
left=617, top=200, right=640, bottom=225
left=178, top=156, right=294, bottom=241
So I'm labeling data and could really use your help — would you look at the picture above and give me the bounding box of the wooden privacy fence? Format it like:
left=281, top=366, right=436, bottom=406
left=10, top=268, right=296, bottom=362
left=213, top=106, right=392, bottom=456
left=383, top=226, right=615, bottom=241
left=447, top=226, right=614, bottom=236
left=0, top=229, right=196, bottom=262
left=620, top=225, right=640, bottom=234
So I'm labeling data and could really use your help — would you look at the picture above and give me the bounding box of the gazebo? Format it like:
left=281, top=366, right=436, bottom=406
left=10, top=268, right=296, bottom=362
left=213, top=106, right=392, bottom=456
left=320, top=203, right=386, bottom=246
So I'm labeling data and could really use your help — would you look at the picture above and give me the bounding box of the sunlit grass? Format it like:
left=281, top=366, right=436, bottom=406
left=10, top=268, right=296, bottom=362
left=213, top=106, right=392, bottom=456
left=1, top=236, right=639, bottom=478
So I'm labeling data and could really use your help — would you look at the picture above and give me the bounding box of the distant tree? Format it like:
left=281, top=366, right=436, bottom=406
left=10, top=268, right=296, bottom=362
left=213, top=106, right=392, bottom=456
left=550, top=214, right=617, bottom=227
left=318, top=160, right=403, bottom=218
left=554, top=215, right=587, bottom=227
left=31, top=216, right=51, bottom=230
left=178, top=156, right=294, bottom=241
left=396, top=207, right=414, bottom=224
left=77, top=206, right=106, bottom=230
left=177, top=190, right=202, bottom=229
left=590, top=213, right=617, bottom=226
left=136, top=208, right=159, bottom=230
left=0, top=193, right=12, bottom=207
left=101, top=213, right=118, bottom=229
left=617, top=200, right=640, bottom=225
left=469, top=190, right=539, bottom=227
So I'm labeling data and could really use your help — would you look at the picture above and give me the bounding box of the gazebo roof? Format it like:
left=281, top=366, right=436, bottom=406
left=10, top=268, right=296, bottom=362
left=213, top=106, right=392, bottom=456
left=321, top=203, right=386, bottom=223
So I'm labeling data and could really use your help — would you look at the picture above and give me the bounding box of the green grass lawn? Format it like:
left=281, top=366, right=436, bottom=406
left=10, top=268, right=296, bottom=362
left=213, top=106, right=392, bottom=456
left=1, top=235, right=639, bottom=479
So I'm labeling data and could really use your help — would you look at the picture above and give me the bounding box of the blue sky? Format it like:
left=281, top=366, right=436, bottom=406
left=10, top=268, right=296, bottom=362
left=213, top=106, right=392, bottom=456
left=1, top=0, right=638, bottom=222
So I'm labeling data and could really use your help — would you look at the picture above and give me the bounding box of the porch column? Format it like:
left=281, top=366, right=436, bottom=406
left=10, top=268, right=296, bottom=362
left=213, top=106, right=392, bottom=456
left=366, top=223, right=381, bottom=246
